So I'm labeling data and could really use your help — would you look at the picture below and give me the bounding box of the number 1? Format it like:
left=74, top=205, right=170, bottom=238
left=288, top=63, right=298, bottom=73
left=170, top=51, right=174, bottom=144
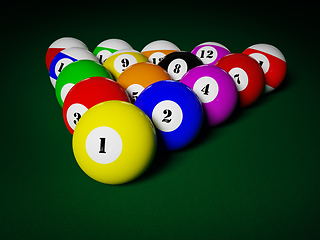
left=99, top=138, right=107, bottom=153
left=58, top=62, right=64, bottom=72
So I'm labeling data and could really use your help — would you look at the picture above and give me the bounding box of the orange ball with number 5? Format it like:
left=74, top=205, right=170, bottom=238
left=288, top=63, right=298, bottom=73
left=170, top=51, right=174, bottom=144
left=117, top=62, right=172, bottom=103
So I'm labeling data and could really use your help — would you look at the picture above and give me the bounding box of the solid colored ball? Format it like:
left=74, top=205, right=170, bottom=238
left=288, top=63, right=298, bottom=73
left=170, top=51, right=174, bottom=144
left=45, top=37, right=87, bottom=71
left=191, top=42, right=231, bottom=65
left=103, top=50, right=149, bottom=80
left=63, top=77, right=130, bottom=134
left=158, top=51, right=203, bottom=81
left=135, top=80, right=203, bottom=151
left=215, top=53, right=265, bottom=108
left=180, top=65, right=238, bottom=126
left=55, top=60, right=112, bottom=107
left=72, top=101, right=157, bottom=185
left=49, top=47, right=98, bottom=88
left=141, top=40, right=180, bottom=65
left=242, top=43, right=286, bottom=93
left=117, top=62, right=171, bottom=102
left=93, top=39, right=133, bottom=64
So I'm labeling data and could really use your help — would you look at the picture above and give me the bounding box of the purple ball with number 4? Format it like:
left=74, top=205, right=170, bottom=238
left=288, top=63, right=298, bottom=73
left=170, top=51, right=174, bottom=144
left=180, top=65, right=238, bottom=126
left=191, top=42, right=231, bottom=65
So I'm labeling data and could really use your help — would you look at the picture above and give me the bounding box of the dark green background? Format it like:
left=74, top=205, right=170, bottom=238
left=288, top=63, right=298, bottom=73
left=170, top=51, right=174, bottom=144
left=1, top=1, right=319, bottom=239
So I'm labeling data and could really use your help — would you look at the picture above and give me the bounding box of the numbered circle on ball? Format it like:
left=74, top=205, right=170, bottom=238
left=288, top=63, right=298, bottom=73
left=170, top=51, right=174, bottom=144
left=97, top=50, right=112, bottom=64
left=61, top=83, right=75, bottom=102
left=114, top=54, right=137, bottom=73
left=196, top=46, right=218, bottom=64
left=126, top=84, right=145, bottom=103
left=249, top=53, right=270, bottom=74
left=66, top=103, right=88, bottom=130
left=149, top=52, right=166, bottom=65
left=228, top=67, right=249, bottom=92
left=152, top=100, right=183, bottom=132
left=85, top=126, right=123, bottom=164
left=55, top=58, right=74, bottom=77
left=193, top=76, right=219, bottom=103
left=167, top=58, right=188, bottom=81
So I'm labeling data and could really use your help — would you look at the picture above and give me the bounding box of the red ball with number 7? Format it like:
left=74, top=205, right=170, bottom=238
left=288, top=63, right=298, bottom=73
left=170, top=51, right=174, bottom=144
left=215, top=53, right=265, bottom=108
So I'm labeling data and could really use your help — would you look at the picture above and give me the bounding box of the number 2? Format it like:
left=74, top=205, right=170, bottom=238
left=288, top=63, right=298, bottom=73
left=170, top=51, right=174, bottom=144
left=162, top=109, right=172, bottom=123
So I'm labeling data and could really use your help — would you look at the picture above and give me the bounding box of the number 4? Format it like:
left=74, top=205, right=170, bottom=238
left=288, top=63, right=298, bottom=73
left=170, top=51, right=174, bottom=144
left=201, top=84, right=210, bottom=95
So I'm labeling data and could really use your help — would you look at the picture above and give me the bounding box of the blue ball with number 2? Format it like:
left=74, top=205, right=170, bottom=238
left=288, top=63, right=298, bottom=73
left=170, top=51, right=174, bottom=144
left=135, top=80, right=203, bottom=151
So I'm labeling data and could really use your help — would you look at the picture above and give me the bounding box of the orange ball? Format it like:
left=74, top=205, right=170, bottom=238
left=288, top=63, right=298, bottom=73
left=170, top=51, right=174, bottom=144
left=117, top=62, right=171, bottom=102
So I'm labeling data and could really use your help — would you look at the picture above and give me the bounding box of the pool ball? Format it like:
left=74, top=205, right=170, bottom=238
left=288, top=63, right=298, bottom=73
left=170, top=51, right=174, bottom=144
left=117, top=62, right=171, bottom=102
left=49, top=47, right=98, bottom=88
left=72, top=100, right=157, bottom=185
left=63, top=77, right=130, bottom=134
left=141, top=40, right=180, bottom=65
left=103, top=50, right=149, bottom=80
left=242, top=43, right=286, bottom=93
left=45, top=37, right=87, bottom=71
left=215, top=53, right=265, bottom=108
left=158, top=51, right=203, bottom=81
left=135, top=80, right=203, bottom=151
left=93, top=39, right=133, bottom=64
left=180, top=65, right=238, bottom=126
left=191, top=42, right=231, bottom=65
left=55, top=60, right=113, bottom=107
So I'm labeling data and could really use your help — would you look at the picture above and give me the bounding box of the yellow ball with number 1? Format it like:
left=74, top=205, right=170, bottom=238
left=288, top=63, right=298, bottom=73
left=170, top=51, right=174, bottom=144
left=103, top=49, right=149, bottom=80
left=72, top=100, right=157, bottom=185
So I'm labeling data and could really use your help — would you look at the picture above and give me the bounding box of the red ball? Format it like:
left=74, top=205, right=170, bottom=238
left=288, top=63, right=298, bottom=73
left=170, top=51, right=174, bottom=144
left=215, top=53, right=265, bottom=108
left=242, top=43, right=286, bottom=93
left=63, top=77, right=130, bottom=134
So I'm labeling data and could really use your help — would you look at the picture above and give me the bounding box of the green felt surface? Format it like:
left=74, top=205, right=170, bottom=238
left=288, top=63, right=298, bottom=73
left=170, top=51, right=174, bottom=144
left=1, top=1, right=319, bottom=239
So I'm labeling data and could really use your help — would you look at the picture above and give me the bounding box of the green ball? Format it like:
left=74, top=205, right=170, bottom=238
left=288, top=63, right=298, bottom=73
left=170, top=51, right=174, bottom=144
left=55, top=60, right=113, bottom=107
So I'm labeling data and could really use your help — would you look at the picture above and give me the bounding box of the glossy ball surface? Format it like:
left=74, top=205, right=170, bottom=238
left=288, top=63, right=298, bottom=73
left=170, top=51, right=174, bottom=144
left=135, top=80, right=203, bottom=151
left=93, top=39, right=133, bottom=64
left=49, top=47, right=98, bottom=87
left=117, top=62, right=171, bottom=102
left=72, top=101, right=157, bottom=185
left=63, top=77, right=130, bottom=134
left=141, top=40, right=180, bottom=65
left=215, top=53, right=265, bottom=108
left=180, top=65, right=238, bottom=126
left=243, top=43, right=286, bottom=93
left=55, top=60, right=112, bottom=107
left=191, top=42, right=231, bottom=65
left=45, top=37, right=87, bottom=71
left=158, top=51, right=203, bottom=81
left=103, top=50, right=149, bottom=80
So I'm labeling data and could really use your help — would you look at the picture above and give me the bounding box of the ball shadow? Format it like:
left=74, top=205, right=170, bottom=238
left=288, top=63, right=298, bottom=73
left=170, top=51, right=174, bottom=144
left=132, top=73, right=293, bottom=185
left=244, top=72, right=293, bottom=110
left=132, top=148, right=172, bottom=184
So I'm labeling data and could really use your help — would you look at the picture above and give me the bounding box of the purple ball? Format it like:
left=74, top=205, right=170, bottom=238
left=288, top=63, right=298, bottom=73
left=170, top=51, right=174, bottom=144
left=180, top=65, right=238, bottom=126
left=191, top=42, right=231, bottom=65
